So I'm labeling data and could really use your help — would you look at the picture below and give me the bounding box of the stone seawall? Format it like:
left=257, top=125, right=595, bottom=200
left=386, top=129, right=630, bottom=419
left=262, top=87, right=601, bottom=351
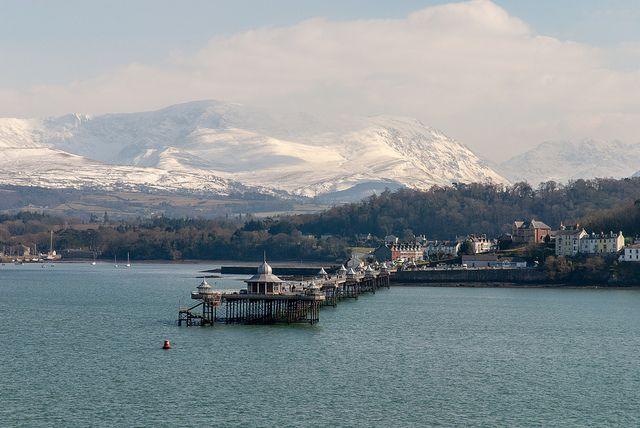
left=220, top=266, right=334, bottom=276
left=392, top=269, right=549, bottom=284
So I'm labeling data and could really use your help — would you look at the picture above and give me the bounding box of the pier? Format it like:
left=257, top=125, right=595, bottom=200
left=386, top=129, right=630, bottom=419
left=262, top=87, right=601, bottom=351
left=178, top=259, right=390, bottom=326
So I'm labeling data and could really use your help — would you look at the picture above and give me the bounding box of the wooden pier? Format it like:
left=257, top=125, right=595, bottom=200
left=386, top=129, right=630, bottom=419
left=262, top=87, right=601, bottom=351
left=178, top=261, right=390, bottom=326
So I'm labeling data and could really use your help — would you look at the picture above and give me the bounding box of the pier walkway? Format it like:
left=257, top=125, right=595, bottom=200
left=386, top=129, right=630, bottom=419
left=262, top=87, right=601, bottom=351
left=178, top=263, right=390, bottom=326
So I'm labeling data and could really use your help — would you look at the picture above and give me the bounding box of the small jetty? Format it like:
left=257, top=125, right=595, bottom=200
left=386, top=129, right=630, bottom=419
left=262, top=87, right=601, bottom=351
left=178, top=258, right=390, bottom=326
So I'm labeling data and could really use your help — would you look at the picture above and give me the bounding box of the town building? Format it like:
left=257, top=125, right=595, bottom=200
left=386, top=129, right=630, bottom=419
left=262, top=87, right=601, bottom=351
left=586, top=231, right=624, bottom=254
left=555, top=226, right=624, bottom=257
left=576, top=230, right=625, bottom=255
left=461, top=254, right=498, bottom=268
left=372, top=242, right=424, bottom=262
left=461, top=254, right=527, bottom=268
left=466, top=234, right=495, bottom=254
left=555, top=228, right=588, bottom=256
left=384, top=235, right=399, bottom=245
left=512, top=219, right=551, bottom=244
left=495, top=257, right=528, bottom=268
left=620, top=244, right=640, bottom=262
left=348, top=255, right=366, bottom=270
left=424, top=240, right=461, bottom=260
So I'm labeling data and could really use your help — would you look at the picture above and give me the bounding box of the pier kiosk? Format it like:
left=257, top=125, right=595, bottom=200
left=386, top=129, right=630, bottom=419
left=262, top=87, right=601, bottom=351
left=178, top=278, right=222, bottom=326
left=223, top=258, right=325, bottom=325
left=245, top=258, right=283, bottom=294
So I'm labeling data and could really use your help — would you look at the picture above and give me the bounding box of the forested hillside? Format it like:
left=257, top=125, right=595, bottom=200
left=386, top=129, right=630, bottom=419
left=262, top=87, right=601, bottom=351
left=291, top=179, right=640, bottom=239
left=0, top=214, right=349, bottom=262
left=582, top=200, right=640, bottom=236
left=3, top=178, right=640, bottom=262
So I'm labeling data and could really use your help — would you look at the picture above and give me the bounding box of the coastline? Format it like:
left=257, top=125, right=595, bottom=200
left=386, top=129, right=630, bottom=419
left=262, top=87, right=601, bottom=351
left=15, top=259, right=334, bottom=266
left=391, top=281, right=640, bottom=289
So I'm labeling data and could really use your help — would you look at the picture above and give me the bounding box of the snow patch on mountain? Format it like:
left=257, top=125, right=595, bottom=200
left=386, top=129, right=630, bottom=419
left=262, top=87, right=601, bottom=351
left=499, top=140, right=640, bottom=184
left=0, top=100, right=508, bottom=199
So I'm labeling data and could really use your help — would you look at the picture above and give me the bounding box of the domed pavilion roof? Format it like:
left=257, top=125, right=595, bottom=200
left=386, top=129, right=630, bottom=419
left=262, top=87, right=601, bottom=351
left=246, top=256, right=283, bottom=283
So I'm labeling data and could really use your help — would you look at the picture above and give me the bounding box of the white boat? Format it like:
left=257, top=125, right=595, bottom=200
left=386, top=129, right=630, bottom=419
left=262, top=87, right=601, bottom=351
left=126, top=252, right=131, bottom=268
left=114, top=255, right=118, bottom=268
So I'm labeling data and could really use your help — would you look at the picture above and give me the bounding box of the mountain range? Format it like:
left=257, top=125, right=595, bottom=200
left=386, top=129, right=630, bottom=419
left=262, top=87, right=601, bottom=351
left=0, top=100, right=507, bottom=201
left=498, top=140, right=640, bottom=185
left=4, top=100, right=636, bottom=207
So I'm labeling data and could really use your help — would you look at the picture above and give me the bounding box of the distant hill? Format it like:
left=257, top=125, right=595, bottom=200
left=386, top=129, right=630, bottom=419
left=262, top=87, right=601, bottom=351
left=499, top=140, right=640, bottom=185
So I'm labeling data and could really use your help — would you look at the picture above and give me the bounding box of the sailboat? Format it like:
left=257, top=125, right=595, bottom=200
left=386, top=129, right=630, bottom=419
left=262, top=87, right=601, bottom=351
left=91, top=253, right=97, bottom=266
left=114, top=255, right=118, bottom=268
left=45, top=230, right=57, bottom=261
left=126, top=252, right=131, bottom=268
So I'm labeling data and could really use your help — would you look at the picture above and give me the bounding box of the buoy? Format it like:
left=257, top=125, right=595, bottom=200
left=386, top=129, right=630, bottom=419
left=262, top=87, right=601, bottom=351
left=162, top=340, right=171, bottom=350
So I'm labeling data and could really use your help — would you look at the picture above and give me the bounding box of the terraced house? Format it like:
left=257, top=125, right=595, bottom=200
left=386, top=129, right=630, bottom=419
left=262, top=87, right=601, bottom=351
left=555, top=228, right=588, bottom=256
left=556, top=227, right=624, bottom=257
left=580, top=232, right=625, bottom=254
left=620, top=244, right=640, bottom=262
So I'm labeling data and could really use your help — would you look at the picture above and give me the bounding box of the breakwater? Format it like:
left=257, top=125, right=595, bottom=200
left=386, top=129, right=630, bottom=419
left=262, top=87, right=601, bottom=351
left=392, top=268, right=549, bottom=284
left=219, top=266, right=336, bottom=276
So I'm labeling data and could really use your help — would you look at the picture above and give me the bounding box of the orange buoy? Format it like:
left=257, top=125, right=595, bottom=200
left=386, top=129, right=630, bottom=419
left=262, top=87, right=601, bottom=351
left=162, top=340, right=171, bottom=350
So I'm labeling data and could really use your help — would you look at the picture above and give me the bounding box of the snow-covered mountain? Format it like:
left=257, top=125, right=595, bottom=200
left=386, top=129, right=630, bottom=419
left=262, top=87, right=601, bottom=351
left=499, top=140, right=640, bottom=185
left=0, top=100, right=508, bottom=200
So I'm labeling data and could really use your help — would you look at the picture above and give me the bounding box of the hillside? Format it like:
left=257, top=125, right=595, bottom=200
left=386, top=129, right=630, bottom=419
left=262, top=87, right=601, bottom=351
left=286, top=178, right=640, bottom=239
left=4, top=178, right=640, bottom=263
left=582, top=201, right=640, bottom=236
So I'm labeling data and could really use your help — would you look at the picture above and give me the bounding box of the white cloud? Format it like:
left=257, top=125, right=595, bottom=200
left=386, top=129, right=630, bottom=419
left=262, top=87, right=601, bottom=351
left=1, top=0, right=639, bottom=160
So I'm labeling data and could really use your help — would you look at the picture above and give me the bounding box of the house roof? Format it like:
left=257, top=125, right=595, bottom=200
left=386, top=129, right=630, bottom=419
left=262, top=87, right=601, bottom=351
left=426, top=241, right=459, bottom=246
left=461, top=254, right=499, bottom=261
left=556, top=228, right=586, bottom=237
left=514, top=219, right=550, bottom=230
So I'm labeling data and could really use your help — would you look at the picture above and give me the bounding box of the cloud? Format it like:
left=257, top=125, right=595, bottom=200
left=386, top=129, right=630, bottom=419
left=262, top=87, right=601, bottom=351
left=1, top=0, right=639, bottom=160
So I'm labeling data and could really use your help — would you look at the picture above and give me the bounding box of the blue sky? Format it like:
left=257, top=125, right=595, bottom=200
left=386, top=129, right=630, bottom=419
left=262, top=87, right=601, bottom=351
left=1, top=0, right=638, bottom=88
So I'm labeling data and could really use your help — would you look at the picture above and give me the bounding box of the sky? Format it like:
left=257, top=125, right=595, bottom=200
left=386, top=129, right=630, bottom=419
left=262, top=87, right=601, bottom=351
left=1, top=0, right=640, bottom=160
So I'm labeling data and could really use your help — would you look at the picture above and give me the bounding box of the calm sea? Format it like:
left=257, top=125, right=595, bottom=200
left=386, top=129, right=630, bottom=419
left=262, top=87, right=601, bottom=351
left=1, top=263, right=639, bottom=427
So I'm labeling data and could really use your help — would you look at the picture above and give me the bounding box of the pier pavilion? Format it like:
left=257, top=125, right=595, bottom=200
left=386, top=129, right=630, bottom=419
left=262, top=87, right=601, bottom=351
left=245, top=257, right=283, bottom=294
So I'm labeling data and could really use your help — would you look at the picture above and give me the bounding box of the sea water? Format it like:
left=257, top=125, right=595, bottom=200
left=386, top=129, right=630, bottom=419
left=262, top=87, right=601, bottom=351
left=1, top=263, right=639, bottom=426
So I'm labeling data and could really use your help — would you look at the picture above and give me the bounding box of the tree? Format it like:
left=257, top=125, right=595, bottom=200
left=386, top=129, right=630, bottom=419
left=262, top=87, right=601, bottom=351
left=459, top=240, right=475, bottom=255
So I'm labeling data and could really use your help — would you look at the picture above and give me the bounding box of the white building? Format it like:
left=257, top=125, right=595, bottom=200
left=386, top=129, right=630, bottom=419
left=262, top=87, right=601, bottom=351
left=424, top=240, right=461, bottom=259
left=580, top=231, right=625, bottom=255
left=579, top=233, right=598, bottom=254
left=556, top=228, right=624, bottom=257
left=619, top=244, right=640, bottom=262
left=555, top=228, right=588, bottom=256
left=467, top=234, right=494, bottom=254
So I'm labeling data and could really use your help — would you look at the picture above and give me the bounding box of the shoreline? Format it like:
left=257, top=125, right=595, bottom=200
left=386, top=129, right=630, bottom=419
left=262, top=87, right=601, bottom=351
left=391, top=281, right=640, bottom=289
left=8, top=259, right=335, bottom=266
